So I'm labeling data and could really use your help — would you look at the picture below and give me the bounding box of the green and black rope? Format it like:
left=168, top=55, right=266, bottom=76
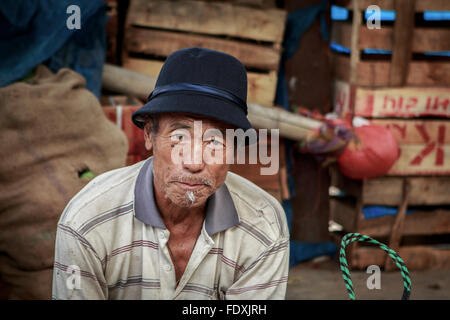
left=339, top=233, right=411, bottom=300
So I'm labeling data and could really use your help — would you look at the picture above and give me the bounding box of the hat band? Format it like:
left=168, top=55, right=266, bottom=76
left=147, top=82, right=247, bottom=114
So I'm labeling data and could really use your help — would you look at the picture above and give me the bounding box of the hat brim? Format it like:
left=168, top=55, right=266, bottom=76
left=132, top=92, right=254, bottom=132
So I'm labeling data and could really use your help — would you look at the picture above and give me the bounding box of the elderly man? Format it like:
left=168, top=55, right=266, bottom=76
left=52, top=47, right=289, bottom=300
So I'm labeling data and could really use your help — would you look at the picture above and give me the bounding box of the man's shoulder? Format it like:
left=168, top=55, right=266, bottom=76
left=58, top=160, right=146, bottom=230
left=224, top=171, right=289, bottom=244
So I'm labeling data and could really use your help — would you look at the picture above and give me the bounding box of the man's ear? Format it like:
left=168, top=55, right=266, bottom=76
left=143, top=123, right=153, bottom=152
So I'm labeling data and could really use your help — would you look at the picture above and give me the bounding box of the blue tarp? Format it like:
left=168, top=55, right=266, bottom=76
left=362, top=205, right=415, bottom=220
left=0, top=0, right=107, bottom=97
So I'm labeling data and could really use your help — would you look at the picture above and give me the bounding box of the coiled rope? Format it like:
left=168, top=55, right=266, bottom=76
left=339, top=233, right=411, bottom=300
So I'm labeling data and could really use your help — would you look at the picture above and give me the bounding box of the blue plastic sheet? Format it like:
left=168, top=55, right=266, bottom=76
left=0, top=0, right=107, bottom=97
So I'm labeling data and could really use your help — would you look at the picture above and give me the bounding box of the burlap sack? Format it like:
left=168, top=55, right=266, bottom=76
left=0, top=65, right=128, bottom=299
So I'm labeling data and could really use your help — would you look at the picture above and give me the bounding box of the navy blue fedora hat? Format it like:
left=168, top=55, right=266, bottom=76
left=132, top=47, right=253, bottom=132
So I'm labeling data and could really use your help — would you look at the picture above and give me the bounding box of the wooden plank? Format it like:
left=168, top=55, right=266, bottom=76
left=385, top=179, right=411, bottom=271
left=387, top=145, right=450, bottom=175
left=351, top=246, right=450, bottom=270
left=345, top=0, right=450, bottom=12
left=331, top=21, right=450, bottom=52
left=123, top=57, right=277, bottom=106
left=349, top=0, right=361, bottom=85
left=125, top=28, right=281, bottom=70
left=370, top=119, right=450, bottom=175
left=331, top=168, right=450, bottom=206
left=333, top=82, right=450, bottom=118
left=331, top=197, right=450, bottom=237
left=362, top=176, right=450, bottom=206
left=389, top=0, right=415, bottom=86
left=332, top=54, right=450, bottom=86
left=359, top=209, right=450, bottom=238
left=127, top=0, right=287, bottom=43
left=355, top=86, right=450, bottom=118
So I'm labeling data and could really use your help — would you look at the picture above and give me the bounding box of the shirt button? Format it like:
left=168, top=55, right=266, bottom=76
left=163, top=265, right=172, bottom=271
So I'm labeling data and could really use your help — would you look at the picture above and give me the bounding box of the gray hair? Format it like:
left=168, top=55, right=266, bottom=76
left=139, top=114, right=159, bottom=137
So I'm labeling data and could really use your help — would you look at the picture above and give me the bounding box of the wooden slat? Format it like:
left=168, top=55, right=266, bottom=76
left=354, top=86, right=450, bottom=118
left=122, top=57, right=277, bottom=106
left=372, top=119, right=450, bottom=145
left=389, top=0, right=415, bottom=86
left=332, top=53, right=450, bottom=86
left=370, top=119, right=450, bottom=175
left=331, top=198, right=450, bottom=237
left=345, top=0, right=450, bottom=12
left=351, top=245, right=450, bottom=270
left=127, top=0, right=287, bottom=43
left=333, top=80, right=450, bottom=118
left=386, top=145, right=450, bottom=175
left=362, top=176, right=450, bottom=206
left=349, top=0, right=361, bottom=85
left=331, top=167, right=450, bottom=206
left=359, top=209, right=450, bottom=238
left=126, top=28, right=281, bottom=70
left=385, top=179, right=411, bottom=270
left=331, top=21, right=450, bottom=52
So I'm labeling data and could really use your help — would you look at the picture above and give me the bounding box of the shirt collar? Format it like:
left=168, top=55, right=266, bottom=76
left=134, top=157, right=239, bottom=236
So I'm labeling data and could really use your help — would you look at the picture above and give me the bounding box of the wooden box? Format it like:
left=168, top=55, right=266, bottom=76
left=330, top=0, right=450, bottom=88
left=329, top=166, right=450, bottom=270
left=331, top=0, right=450, bottom=175
left=123, top=0, right=287, bottom=107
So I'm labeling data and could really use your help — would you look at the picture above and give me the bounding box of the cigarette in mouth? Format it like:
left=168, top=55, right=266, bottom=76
left=186, top=191, right=195, bottom=204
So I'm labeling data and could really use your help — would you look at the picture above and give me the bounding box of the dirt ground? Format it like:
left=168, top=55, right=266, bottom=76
left=286, top=257, right=450, bottom=300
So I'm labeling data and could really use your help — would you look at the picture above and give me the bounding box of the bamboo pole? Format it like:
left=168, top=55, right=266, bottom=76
left=102, top=63, right=323, bottom=141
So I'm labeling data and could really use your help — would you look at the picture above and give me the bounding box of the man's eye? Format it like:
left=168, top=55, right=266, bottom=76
left=171, top=134, right=185, bottom=142
left=208, top=139, right=223, bottom=146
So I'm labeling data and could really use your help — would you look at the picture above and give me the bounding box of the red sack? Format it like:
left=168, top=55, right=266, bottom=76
left=337, top=124, right=400, bottom=179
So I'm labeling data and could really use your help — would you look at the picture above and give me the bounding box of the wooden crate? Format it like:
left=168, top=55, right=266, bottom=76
left=123, top=0, right=286, bottom=106
left=331, top=0, right=450, bottom=175
left=330, top=0, right=450, bottom=88
left=329, top=166, right=450, bottom=270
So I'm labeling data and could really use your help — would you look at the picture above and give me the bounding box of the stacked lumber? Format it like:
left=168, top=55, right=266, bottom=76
left=329, top=168, right=450, bottom=270
left=329, top=0, right=450, bottom=270
left=123, top=0, right=287, bottom=106
left=332, top=0, right=450, bottom=175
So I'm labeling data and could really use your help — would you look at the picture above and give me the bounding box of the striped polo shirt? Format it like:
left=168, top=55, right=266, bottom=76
left=52, top=157, right=289, bottom=300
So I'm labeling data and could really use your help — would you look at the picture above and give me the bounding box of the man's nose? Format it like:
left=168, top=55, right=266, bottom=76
left=182, top=139, right=205, bottom=173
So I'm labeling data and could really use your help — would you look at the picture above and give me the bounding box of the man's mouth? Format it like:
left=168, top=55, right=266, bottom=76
left=174, top=181, right=207, bottom=190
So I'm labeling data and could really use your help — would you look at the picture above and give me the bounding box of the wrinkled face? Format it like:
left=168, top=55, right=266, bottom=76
left=144, top=113, right=234, bottom=208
